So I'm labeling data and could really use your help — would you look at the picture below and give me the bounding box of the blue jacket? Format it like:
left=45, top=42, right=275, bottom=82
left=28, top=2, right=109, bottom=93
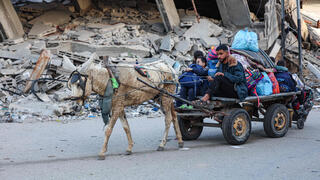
left=216, top=58, right=248, bottom=101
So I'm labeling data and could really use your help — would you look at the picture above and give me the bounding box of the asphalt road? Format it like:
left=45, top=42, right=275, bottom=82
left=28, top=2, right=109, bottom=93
left=1, top=110, right=320, bottom=180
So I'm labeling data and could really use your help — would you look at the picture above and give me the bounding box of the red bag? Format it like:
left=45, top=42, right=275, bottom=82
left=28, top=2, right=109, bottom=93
left=268, top=72, right=280, bottom=94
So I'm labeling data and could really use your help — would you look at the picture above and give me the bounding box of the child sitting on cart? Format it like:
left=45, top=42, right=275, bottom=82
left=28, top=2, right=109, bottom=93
left=177, top=56, right=208, bottom=109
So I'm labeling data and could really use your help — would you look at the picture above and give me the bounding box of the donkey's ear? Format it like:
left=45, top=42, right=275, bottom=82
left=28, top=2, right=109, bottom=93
left=62, top=55, right=76, bottom=72
left=78, top=53, right=97, bottom=73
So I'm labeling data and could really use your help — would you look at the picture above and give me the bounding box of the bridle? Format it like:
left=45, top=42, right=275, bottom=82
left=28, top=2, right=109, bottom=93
left=66, top=70, right=88, bottom=103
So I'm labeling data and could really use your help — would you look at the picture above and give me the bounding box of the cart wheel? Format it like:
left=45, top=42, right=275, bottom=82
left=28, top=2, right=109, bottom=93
left=264, top=104, right=289, bottom=138
left=222, top=108, right=251, bottom=145
left=178, top=116, right=203, bottom=140
left=297, top=119, right=304, bottom=129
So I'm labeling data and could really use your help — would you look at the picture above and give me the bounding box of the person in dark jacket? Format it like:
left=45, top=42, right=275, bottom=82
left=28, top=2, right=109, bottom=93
left=177, top=57, right=208, bottom=108
left=201, top=44, right=248, bottom=102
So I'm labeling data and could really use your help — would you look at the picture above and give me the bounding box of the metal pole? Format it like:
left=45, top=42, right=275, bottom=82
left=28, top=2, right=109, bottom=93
left=281, top=0, right=286, bottom=62
left=296, top=0, right=303, bottom=80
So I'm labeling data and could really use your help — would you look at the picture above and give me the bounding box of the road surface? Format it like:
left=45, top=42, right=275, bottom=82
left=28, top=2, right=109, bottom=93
left=1, top=110, right=320, bottom=180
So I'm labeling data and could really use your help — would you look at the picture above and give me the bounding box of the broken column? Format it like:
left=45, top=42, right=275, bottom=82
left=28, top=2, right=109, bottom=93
left=155, top=0, right=180, bottom=32
left=76, top=0, right=92, bottom=15
left=0, top=0, right=24, bottom=41
left=216, top=0, right=251, bottom=29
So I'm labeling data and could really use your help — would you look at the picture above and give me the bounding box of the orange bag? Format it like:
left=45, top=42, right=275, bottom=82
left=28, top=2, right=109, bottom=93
left=268, top=72, right=280, bottom=94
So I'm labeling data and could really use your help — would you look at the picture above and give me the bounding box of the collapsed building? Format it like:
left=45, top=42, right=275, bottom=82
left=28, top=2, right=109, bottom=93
left=0, top=0, right=320, bottom=123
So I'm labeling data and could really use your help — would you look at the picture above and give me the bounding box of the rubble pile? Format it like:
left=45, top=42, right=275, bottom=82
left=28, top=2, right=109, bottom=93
left=0, top=1, right=229, bottom=123
left=1, top=0, right=320, bottom=122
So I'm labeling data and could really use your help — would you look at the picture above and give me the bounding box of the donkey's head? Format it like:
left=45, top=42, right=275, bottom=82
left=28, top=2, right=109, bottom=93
left=63, top=53, right=97, bottom=105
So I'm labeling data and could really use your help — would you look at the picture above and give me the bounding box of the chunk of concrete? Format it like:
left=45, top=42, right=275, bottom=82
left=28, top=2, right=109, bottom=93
left=174, top=39, right=192, bottom=55
left=29, top=9, right=72, bottom=26
left=75, top=30, right=96, bottom=42
left=159, top=35, right=174, bottom=52
left=307, top=62, right=320, bottom=79
left=70, top=42, right=151, bottom=58
left=269, top=40, right=281, bottom=58
left=160, top=53, right=175, bottom=66
left=8, top=42, right=32, bottom=51
left=151, top=23, right=165, bottom=33
left=199, top=37, right=220, bottom=49
left=28, top=22, right=57, bottom=39
left=87, top=23, right=126, bottom=33
left=183, top=19, right=223, bottom=39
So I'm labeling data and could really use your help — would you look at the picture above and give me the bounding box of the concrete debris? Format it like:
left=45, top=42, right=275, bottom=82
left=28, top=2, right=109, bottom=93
left=174, top=39, right=192, bottom=55
left=183, top=19, right=223, bottom=40
left=160, top=35, right=174, bottom=52
left=199, top=37, right=220, bottom=49
left=151, top=23, right=165, bottom=33
left=29, top=9, right=72, bottom=26
left=269, top=40, right=281, bottom=58
left=28, top=22, right=57, bottom=39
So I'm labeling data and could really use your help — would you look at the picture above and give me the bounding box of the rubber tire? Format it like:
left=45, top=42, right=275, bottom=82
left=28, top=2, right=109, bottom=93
left=222, top=108, right=251, bottom=145
left=178, top=116, right=203, bottom=140
left=264, top=104, right=289, bottom=138
left=297, top=119, right=304, bottom=129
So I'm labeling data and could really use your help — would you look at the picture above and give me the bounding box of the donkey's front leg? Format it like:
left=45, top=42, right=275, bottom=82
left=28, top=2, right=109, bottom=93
left=119, top=111, right=134, bottom=155
left=157, top=97, right=173, bottom=151
left=98, top=111, right=120, bottom=160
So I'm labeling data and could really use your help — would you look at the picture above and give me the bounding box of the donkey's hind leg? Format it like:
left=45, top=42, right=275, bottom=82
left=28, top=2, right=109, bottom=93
left=157, top=96, right=173, bottom=151
left=119, top=111, right=134, bottom=155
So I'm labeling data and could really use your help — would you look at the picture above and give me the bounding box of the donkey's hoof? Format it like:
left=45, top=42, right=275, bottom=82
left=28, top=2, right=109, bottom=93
left=178, top=142, right=184, bottom=148
left=157, top=146, right=164, bottom=151
left=125, top=150, right=132, bottom=155
left=97, top=155, right=105, bottom=160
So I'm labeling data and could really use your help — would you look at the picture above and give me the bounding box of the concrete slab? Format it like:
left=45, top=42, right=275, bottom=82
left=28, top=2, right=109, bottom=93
left=151, top=23, right=165, bottom=33
left=307, top=62, right=320, bottom=79
left=159, top=35, right=174, bottom=52
left=87, top=23, right=126, bottom=33
left=174, top=39, right=192, bottom=55
left=28, top=22, right=57, bottom=39
left=199, top=37, right=220, bottom=49
left=183, top=19, right=223, bottom=39
left=160, top=53, right=175, bottom=66
left=69, top=42, right=151, bottom=58
left=269, top=40, right=281, bottom=58
left=74, top=30, right=95, bottom=42
left=29, top=9, right=72, bottom=26
left=8, top=42, right=32, bottom=52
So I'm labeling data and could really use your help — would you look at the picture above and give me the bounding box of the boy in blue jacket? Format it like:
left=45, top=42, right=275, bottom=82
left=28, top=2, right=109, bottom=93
left=177, top=57, right=208, bottom=108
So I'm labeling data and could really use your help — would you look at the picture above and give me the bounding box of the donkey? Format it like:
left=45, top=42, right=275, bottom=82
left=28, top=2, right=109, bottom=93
left=63, top=54, right=184, bottom=160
